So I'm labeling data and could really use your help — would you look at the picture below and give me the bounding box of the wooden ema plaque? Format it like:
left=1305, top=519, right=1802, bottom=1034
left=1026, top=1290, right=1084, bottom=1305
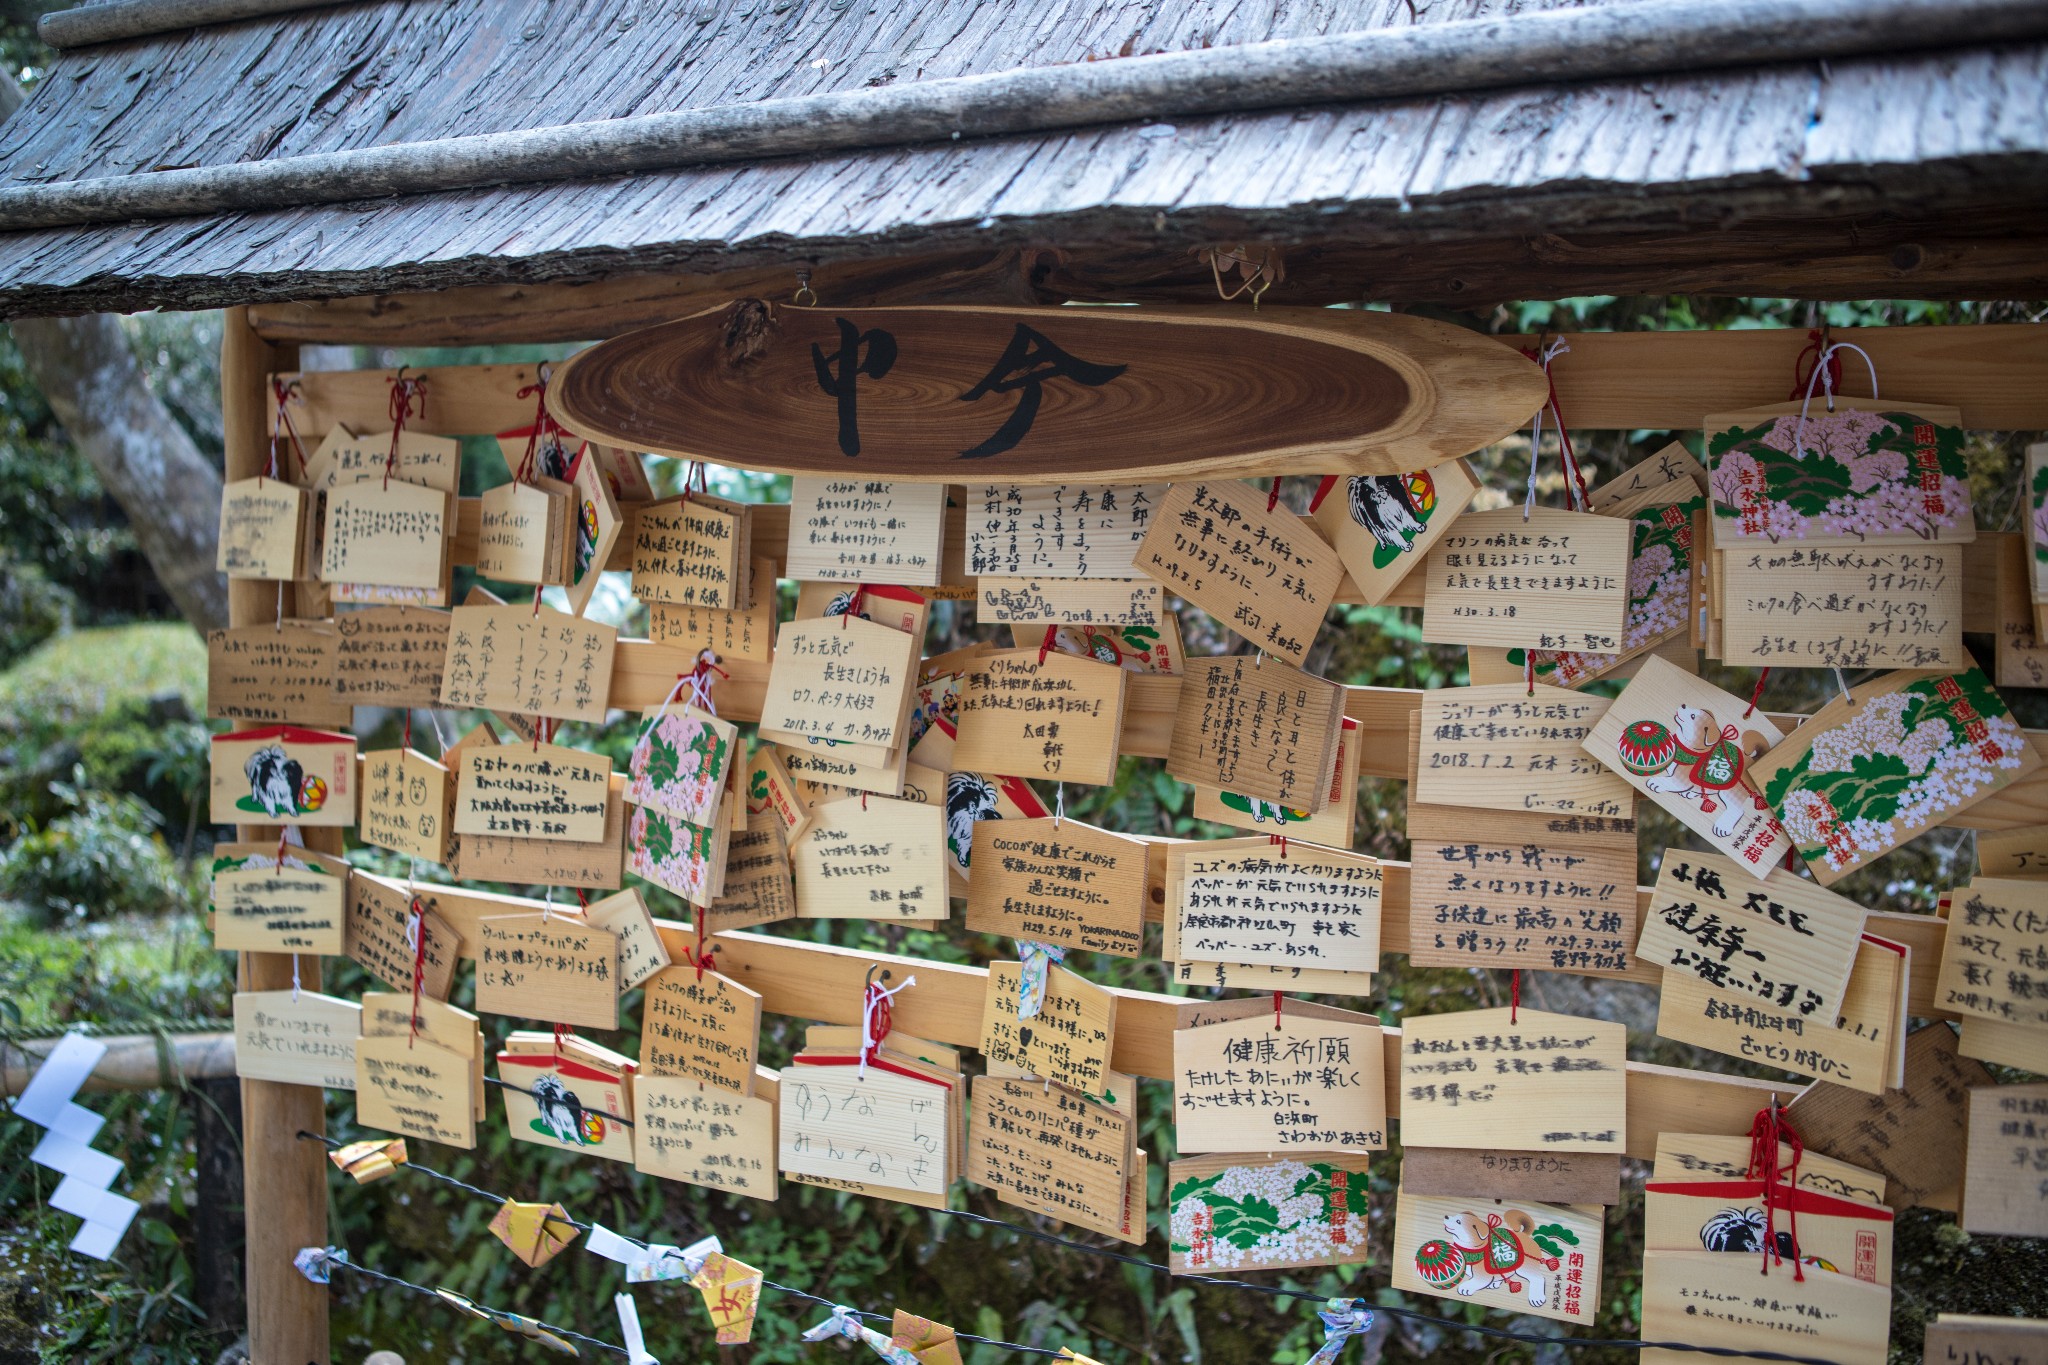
left=1404, top=803, right=1637, bottom=976
left=1587, top=441, right=1706, bottom=513
left=580, top=887, right=669, bottom=990
left=438, top=603, right=618, bottom=724
left=1644, top=1177, right=1895, bottom=1284
left=1173, top=1010, right=1386, bottom=1154
left=1638, top=850, right=1867, bottom=1024
left=355, top=1033, right=477, bottom=1150
left=1167, top=655, right=1344, bottom=808
left=791, top=794, right=946, bottom=921
left=1639, top=1248, right=1887, bottom=1365
left=1652, top=1131, right=1885, bottom=1204
left=360, top=748, right=452, bottom=864
left=206, top=620, right=350, bottom=728
left=962, top=818, right=1148, bottom=956
left=496, top=1046, right=635, bottom=1166
left=1788, top=1022, right=1995, bottom=1209
left=1167, top=1152, right=1371, bottom=1275
left=475, top=477, right=572, bottom=586
left=1391, top=1189, right=1603, bottom=1326
left=1311, top=461, right=1479, bottom=607
left=1583, top=653, right=1792, bottom=878
left=778, top=1064, right=951, bottom=1198
left=1751, top=666, right=2040, bottom=886
left=976, top=576, right=1163, bottom=628
left=649, top=555, right=775, bottom=661
left=1167, top=838, right=1382, bottom=980
left=211, top=858, right=346, bottom=954
left=320, top=478, right=453, bottom=592
left=1705, top=400, right=1974, bottom=549
left=639, top=965, right=762, bottom=1095
left=1719, top=543, right=1966, bottom=670
left=967, top=482, right=1165, bottom=579
left=709, top=808, right=798, bottom=932
left=1401, top=1147, right=1622, bottom=1207
left=1420, top=507, right=1630, bottom=652
left=1416, top=683, right=1633, bottom=819
left=217, top=476, right=314, bottom=580
left=1961, top=1082, right=2048, bottom=1239
left=950, top=648, right=1127, bottom=786
left=1190, top=717, right=1357, bottom=845
left=980, top=962, right=1116, bottom=1094
left=635, top=1070, right=779, bottom=1202
left=1925, top=1315, right=2048, bottom=1365
left=232, top=990, right=360, bottom=1090
left=630, top=492, right=749, bottom=607
left=1399, top=1007, right=1627, bottom=1155
left=1959, top=1015, right=2048, bottom=1076
left=966, top=1077, right=1132, bottom=1239
left=474, top=914, right=618, bottom=1030
left=333, top=605, right=449, bottom=707
left=453, top=742, right=611, bottom=843
left=360, top=992, right=485, bottom=1125
left=209, top=725, right=357, bottom=826
left=306, top=427, right=459, bottom=494
left=563, top=445, right=623, bottom=617
left=1655, top=932, right=1908, bottom=1097
left=449, top=775, right=625, bottom=890
left=549, top=303, right=1546, bottom=482
left=343, top=872, right=460, bottom=1000
left=786, top=477, right=946, bottom=584
left=1938, top=879, right=2048, bottom=1028
left=1136, top=478, right=1343, bottom=665
left=758, top=614, right=919, bottom=764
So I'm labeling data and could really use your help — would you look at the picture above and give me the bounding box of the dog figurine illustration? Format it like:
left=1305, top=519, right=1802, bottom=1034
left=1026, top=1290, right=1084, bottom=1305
left=1346, top=474, right=1426, bottom=553
left=244, top=744, right=305, bottom=819
left=1414, top=1209, right=1559, bottom=1308
left=1617, top=702, right=1771, bottom=840
left=529, top=1074, right=586, bottom=1145
left=945, top=772, right=1001, bottom=872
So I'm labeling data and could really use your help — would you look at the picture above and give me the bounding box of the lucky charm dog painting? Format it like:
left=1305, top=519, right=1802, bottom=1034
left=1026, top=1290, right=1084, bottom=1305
left=209, top=725, right=358, bottom=827
left=1393, top=1191, right=1602, bottom=1325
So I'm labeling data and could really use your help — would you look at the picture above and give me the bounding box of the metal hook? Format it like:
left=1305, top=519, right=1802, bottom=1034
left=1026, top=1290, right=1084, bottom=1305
left=794, top=268, right=817, bottom=307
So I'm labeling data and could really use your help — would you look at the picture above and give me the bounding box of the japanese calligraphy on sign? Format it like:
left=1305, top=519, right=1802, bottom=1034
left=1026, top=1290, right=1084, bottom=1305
left=1421, top=508, right=1630, bottom=652
left=1174, top=1011, right=1386, bottom=1155
left=1937, top=879, right=2048, bottom=1028
left=1400, top=1007, right=1627, bottom=1154
left=969, top=483, right=1165, bottom=579
left=1417, top=684, right=1632, bottom=818
left=438, top=604, right=619, bottom=724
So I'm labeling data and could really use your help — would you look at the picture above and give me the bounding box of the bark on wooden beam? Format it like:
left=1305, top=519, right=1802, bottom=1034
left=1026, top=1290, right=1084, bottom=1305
left=37, top=0, right=360, bottom=50
left=6, top=0, right=2048, bottom=231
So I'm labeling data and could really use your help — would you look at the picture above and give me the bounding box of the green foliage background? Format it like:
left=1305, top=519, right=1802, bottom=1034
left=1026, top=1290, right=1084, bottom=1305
left=0, top=110, right=2041, bottom=1363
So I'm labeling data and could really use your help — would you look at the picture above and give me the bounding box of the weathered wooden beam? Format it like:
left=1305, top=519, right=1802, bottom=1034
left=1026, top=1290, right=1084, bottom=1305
left=6, top=0, right=2048, bottom=231
left=36, top=0, right=358, bottom=49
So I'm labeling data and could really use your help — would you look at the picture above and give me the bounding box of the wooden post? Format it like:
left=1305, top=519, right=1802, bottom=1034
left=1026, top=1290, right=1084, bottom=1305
left=222, top=306, right=331, bottom=1365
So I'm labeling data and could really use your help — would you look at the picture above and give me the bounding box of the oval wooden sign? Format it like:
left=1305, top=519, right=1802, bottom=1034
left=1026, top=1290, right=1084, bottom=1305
left=550, top=302, right=1545, bottom=482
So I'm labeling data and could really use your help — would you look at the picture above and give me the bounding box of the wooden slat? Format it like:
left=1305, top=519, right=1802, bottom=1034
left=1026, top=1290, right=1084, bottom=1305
left=278, top=322, right=2048, bottom=446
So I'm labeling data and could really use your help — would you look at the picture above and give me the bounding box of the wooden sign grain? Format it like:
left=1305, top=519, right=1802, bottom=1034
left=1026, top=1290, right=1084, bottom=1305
left=963, top=818, right=1148, bottom=956
left=1400, top=1007, right=1626, bottom=1155
left=1416, top=684, right=1632, bottom=818
left=778, top=1063, right=952, bottom=1197
left=1136, top=478, right=1342, bottom=665
left=1404, top=803, right=1637, bottom=975
left=232, top=990, right=360, bottom=1090
left=1788, top=1022, right=1994, bottom=1208
left=1719, top=542, right=1965, bottom=670
left=640, top=966, right=762, bottom=1095
left=1174, top=1012, right=1387, bottom=1154
left=343, top=872, right=461, bottom=1000
left=1582, top=653, right=1792, bottom=877
left=1961, top=1082, right=2048, bottom=1239
left=1638, top=1247, right=1887, bottom=1365
left=549, top=303, right=1545, bottom=482
left=1167, top=838, right=1382, bottom=978
left=1751, top=666, right=2039, bottom=886
left=758, top=614, right=919, bottom=763
left=474, top=914, right=618, bottom=1029
left=211, top=860, right=346, bottom=954
left=951, top=649, right=1127, bottom=785
left=1421, top=508, right=1630, bottom=652
left=981, top=962, right=1116, bottom=1094
left=1640, top=850, right=1866, bottom=1023
left=635, top=1070, right=779, bottom=1201
left=1166, top=655, right=1344, bottom=809
left=217, top=476, right=314, bottom=580
left=1924, top=1314, right=2048, bottom=1365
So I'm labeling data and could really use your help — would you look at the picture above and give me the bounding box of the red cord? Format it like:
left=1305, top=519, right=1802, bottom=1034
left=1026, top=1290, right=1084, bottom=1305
left=1509, top=970, right=1520, bottom=1025
left=1273, top=991, right=1284, bottom=1031
left=1744, top=669, right=1771, bottom=719
left=1267, top=477, right=1283, bottom=513
left=1039, top=623, right=1060, bottom=665
left=1308, top=476, right=1339, bottom=514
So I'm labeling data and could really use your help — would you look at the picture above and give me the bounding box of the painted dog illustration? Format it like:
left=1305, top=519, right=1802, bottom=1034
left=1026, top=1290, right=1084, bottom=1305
left=244, top=745, right=305, bottom=819
left=1423, top=1209, right=1558, bottom=1308
left=1617, top=702, right=1771, bottom=840
left=1346, top=474, right=1425, bottom=553
left=530, top=1074, right=586, bottom=1145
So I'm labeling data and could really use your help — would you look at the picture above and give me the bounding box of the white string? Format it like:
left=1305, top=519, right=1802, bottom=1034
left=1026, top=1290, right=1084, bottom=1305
left=857, top=975, right=916, bottom=1081
left=276, top=580, right=285, bottom=632
left=542, top=884, right=556, bottom=924
left=425, top=708, right=452, bottom=757
left=1793, top=341, right=1881, bottom=459
left=402, top=903, right=423, bottom=954
left=1524, top=337, right=1571, bottom=521
left=1054, top=783, right=1064, bottom=830
left=1833, top=667, right=1855, bottom=706
left=635, top=648, right=718, bottom=748
left=291, top=953, right=302, bottom=1004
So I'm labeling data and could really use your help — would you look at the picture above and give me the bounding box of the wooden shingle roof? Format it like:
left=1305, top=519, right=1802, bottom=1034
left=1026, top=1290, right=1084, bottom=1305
left=0, top=0, right=2045, bottom=317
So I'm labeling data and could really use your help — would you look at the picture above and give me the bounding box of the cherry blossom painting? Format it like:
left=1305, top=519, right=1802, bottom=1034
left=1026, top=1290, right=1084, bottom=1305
left=1706, top=405, right=1972, bottom=546
left=626, top=705, right=736, bottom=825
left=1755, top=667, right=2039, bottom=885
